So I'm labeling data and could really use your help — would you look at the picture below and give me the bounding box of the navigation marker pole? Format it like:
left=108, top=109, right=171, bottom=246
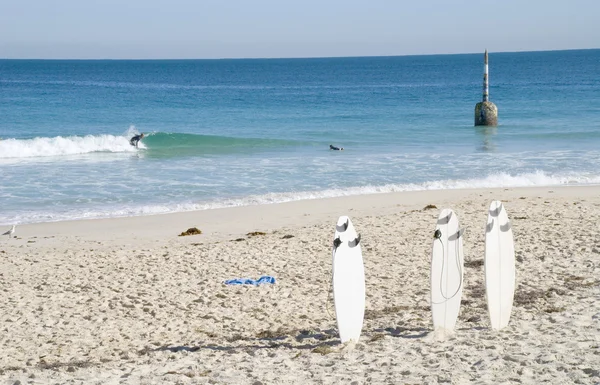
left=475, top=50, right=498, bottom=126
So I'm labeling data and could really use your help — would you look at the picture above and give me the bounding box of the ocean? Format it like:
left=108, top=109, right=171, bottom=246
left=1, top=49, right=599, bottom=225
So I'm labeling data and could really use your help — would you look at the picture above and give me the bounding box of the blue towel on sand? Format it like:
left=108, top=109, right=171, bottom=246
left=224, top=276, right=276, bottom=285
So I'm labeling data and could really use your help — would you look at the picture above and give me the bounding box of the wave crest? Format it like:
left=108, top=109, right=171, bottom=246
left=0, top=135, right=137, bottom=159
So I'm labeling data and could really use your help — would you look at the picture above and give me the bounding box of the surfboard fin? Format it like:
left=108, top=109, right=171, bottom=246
left=335, top=219, right=349, bottom=233
left=349, top=234, right=361, bottom=247
left=333, top=237, right=342, bottom=250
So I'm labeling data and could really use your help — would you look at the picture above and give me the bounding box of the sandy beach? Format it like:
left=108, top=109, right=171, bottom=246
left=1, top=186, right=599, bottom=384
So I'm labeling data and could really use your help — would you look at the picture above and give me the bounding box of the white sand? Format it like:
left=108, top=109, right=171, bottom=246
left=1, top=186, right=599, bottom=384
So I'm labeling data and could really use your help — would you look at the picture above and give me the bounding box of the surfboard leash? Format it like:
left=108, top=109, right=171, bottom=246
left=433, top=231, right=450, bottom=303
left=432, top=227, right=465, bottom=302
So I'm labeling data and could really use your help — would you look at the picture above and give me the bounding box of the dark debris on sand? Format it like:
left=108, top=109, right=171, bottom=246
left=464, top=259, right=484, bottom=268
left=179, top=227, right=202, bottom=237
left=247, top=231, right=267, bottom=237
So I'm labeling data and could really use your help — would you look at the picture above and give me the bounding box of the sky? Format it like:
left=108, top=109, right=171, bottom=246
left=0, top=0, right=598, bottom=59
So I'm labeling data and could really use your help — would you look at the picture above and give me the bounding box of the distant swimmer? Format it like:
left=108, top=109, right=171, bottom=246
left=330, top=144, right=344, bottom=151
left=130, top=133, right=145, bottom=148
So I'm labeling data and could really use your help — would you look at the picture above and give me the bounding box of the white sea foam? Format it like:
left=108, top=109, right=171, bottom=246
left=0, top=134, right=138, bottom=159
left=2, top=170, right=598, bottom=225
left=212, top=171, right=600, bottom=207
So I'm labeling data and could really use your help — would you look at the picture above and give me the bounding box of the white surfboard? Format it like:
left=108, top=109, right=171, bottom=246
left=485, top=201, right=516, bottom=330
left=431, top=209, right=464, bottom=332
left=332, top=216, right=365, bottom=343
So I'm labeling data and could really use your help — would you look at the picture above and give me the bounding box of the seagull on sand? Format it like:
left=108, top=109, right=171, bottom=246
left=3, top=225, right=15, bottom=239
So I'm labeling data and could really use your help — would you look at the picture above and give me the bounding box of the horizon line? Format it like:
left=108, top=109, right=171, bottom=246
left=1, top=47, right=598, bottom=61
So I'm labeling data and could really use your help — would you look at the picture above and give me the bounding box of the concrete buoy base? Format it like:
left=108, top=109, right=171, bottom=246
left=475, top=101, right=498, bottom=126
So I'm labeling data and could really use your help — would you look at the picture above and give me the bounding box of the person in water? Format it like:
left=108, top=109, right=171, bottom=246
left=130, top=133, right=145, bottom=148
left=330, top=144, right=344, bottom=151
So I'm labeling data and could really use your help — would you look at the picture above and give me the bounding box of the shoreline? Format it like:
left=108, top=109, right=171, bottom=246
left=7, top=184, right=598, bottom=245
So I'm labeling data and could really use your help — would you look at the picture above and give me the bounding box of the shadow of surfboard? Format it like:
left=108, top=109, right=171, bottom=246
left=373, top=326, right=429, bottom=339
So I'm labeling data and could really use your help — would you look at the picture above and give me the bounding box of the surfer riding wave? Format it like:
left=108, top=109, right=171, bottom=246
left=130, top=133, right=145, bottom=148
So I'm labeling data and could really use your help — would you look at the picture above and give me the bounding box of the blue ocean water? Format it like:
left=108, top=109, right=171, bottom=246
left=1, top=50, right=599, bottom=225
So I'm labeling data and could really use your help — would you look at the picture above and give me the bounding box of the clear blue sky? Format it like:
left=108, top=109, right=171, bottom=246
left=1, top=0, right=598, bottom=59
